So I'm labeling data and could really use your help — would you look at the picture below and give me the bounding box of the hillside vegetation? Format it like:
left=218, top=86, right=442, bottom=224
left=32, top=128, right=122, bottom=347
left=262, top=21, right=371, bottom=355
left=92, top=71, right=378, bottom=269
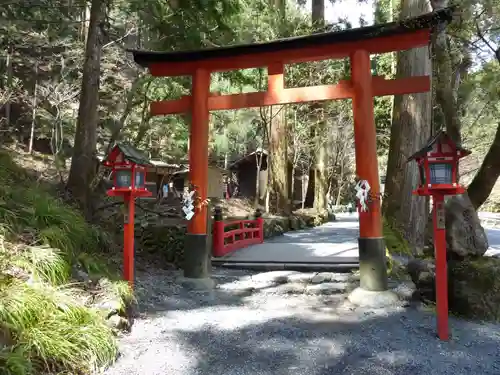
left=0, top=150, right=132, bottom=375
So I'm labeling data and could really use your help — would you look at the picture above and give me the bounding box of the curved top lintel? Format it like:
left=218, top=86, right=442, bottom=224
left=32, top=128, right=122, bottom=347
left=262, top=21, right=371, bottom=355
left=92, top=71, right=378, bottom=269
left=130, top=8, right=453, bottom=76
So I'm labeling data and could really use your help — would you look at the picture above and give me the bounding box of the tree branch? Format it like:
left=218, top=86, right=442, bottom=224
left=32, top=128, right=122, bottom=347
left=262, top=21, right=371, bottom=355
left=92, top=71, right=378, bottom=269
left=474, top=19, right=500, bottom=63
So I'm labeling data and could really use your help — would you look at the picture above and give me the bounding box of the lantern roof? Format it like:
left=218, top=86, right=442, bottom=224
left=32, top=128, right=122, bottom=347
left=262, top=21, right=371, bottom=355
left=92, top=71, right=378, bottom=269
left=103, top=143, right=153, bottom=166
left=407, top=130, right=471, bottom=162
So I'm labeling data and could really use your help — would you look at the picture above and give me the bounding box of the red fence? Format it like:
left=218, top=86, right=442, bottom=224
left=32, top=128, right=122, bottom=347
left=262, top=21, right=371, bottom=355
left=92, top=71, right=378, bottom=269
left=212, top=216, right=264, bottom=257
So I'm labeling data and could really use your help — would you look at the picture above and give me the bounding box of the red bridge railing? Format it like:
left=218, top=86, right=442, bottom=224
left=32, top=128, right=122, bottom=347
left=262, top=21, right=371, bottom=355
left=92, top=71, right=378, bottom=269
left=212, top=207, right=264, bottom=257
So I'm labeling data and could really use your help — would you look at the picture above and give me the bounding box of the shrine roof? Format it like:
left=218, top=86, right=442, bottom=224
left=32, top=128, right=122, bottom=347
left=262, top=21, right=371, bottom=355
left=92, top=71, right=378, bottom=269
left=104, top=143, right=154, bottom=166
left=408, top=130, right=471, bottom=161
left=228, top=148, right=268, bottom=169
left=130, top=8, right=453, bottom=67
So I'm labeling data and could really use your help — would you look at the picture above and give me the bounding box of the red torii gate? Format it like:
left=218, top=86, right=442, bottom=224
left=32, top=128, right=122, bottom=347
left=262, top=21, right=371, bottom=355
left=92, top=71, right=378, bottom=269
left=131, top=8, right=453, bottom=290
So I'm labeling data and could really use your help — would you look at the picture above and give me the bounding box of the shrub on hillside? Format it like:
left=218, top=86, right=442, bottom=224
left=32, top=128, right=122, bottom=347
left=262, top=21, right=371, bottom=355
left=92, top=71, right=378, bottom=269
left=0, top=151, right=113, bottom=274
left=383, top=217, right=411, bottom=256
left=137, top=224, right=186, bottom=268
left=448, top=257, right=500, bottom=321
left=0, top=151, right=129, bottom=374
left=408, top=256, right=500, bottom=322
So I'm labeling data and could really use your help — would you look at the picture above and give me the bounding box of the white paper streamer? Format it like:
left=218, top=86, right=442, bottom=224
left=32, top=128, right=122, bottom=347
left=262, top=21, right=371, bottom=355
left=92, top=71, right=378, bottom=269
left=182, top=189, right=196, bottom=221
left=355, top=180, right=371, bottom=212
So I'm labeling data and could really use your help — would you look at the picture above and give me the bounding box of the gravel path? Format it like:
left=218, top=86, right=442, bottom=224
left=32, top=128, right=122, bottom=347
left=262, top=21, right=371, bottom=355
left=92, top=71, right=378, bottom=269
left=103, top=268, right=500, bottom=375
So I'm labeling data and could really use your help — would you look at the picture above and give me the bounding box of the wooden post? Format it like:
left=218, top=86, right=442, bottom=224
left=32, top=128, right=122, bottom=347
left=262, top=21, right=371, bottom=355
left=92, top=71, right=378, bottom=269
left=184, top=68, right=211, bottom=279
left=255, top=208, right=264, bottom=243
left=432, top=193, right=449, bottom=340
left=123, top=194, right=135, bottom=287
left=212, top=206, right=225, bottom=257
left=350, top=49, right=387, bottom=291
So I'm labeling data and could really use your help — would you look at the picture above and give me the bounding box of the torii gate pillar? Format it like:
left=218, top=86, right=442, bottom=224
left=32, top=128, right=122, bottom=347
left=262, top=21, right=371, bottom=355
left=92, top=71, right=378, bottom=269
left=184, top=68, right=211, bottom=279
left=351, top=49, right=386, bottom=291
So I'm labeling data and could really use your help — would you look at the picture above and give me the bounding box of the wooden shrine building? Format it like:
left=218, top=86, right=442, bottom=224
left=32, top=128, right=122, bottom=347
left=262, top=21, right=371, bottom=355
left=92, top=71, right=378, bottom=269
left=130, top=8, right=454, bottom=291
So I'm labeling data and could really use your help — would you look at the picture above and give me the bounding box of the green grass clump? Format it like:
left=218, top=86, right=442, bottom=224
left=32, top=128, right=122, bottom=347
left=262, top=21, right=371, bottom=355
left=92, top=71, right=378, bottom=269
left=0, top=150, right=126, bottom=374
left=26, top=246, right=71, bottom=285
left=0, top=281, right=118, bottom=374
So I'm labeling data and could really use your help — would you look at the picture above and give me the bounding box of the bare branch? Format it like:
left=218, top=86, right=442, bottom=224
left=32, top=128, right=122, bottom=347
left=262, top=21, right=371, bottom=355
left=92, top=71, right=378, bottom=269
left=103, top=27, right=137, bottom=49
left=474, top=19, right=500, bottom=63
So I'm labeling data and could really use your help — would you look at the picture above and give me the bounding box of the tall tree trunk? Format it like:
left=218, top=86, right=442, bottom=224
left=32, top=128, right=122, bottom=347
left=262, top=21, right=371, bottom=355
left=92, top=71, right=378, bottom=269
left=29, top=62, right=38, bottom=153
left=311, top=0, right=328, bottom=215
left=430, top=1, right=461, bottom=144
left=302, top=174, right=309, bottom=209
left=269, top=0, right=286, bottom=20
left=82, top=2, right=91, bottom=43
left=382, top=0, right=431, bottom=253
left=312, top=0, right=324, bottom=22
left=67, top=0, right=104, bottom=213
left=254, top=152, right=263, bottom=207
left=5, top=50, right=12, bottom=128
left=268, top=0, right=289, bottom=214
left=313, top=114, right=327, bottom=214
left=375, top=0, right=398, bottom=128
left=269, top=106, right=289, bottom=214
left=430, top=0, right=461, bottom=145
left=468, top=123, right=500, bottom=209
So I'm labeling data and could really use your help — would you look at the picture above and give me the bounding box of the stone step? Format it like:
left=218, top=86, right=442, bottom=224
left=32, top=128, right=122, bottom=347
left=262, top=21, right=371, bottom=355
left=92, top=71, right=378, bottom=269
left=212, top=261, right=359, bottom=272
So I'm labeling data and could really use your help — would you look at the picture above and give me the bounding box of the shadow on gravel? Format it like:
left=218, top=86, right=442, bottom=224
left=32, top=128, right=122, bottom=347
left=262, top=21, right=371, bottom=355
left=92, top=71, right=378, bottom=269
left=106, top=265, right=500, bottom=375
left=134, top=269, right=293, bottom=316
left=170, top=310, right=500, bottom=375
left=134, top=267, right=358, bottom=317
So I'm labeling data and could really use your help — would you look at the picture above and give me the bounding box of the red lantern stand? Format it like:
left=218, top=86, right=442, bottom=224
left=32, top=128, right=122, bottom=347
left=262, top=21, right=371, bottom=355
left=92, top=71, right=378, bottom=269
left=103, top=146, right=152, bottom=288
left=409, top=131, right=470, bottom=341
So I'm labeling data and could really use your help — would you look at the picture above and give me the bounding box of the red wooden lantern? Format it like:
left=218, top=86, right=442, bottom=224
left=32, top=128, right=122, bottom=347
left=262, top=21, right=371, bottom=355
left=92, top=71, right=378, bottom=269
left=408, top=130, right=471, bottom=197
left=102, top=143, right=153, bottom=288
left=408, top=130, right=471, bottom=341
left=102, top=144, right=153, bottom=198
